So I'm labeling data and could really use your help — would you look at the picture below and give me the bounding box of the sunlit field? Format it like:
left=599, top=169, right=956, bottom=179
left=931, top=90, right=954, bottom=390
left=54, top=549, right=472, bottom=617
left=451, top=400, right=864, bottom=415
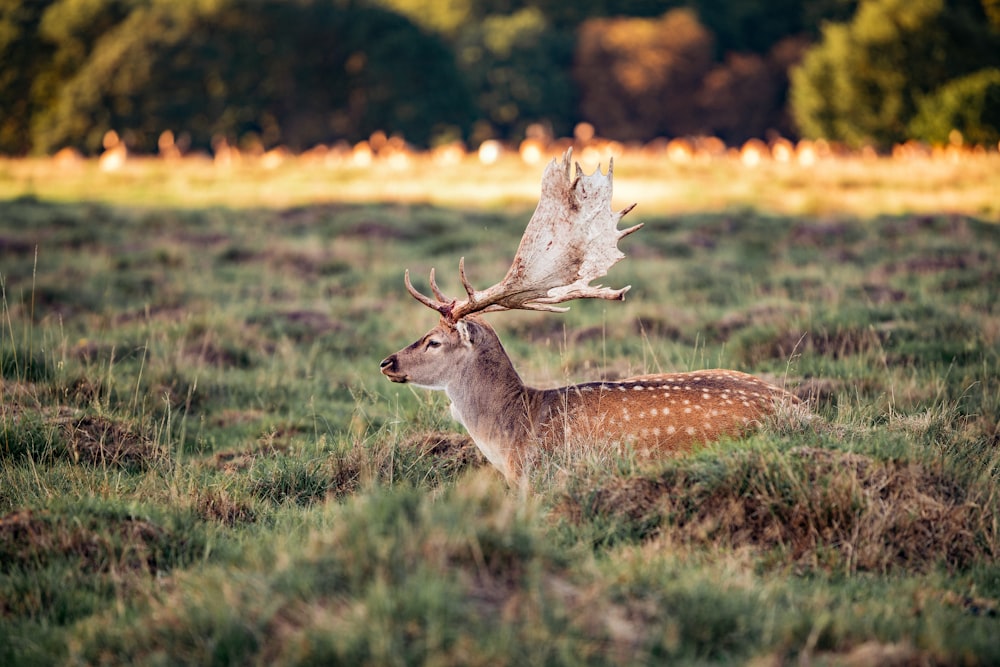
left=2, top=150, right=999, bottom=665
left=3, top=145, right=999, bottom=218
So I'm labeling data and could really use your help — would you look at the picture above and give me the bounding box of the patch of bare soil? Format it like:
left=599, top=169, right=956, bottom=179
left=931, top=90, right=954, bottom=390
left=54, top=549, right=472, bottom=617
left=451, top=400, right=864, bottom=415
left=212, top=442, right=290, bottom=474
left=248, top=309, right=343, bottom=342
left=0, top=509, right=168, bottom=575
left=710, top=303, right=803, bottom=339
left=558, top=446, right=994, bottom=573
left=503, top=317, right=585, bottom=345
left=735, top=326, right=888, bottom=365
left=795, top=641, right=925, bottom=667
left=195, top=489, right=258, bottom=525
left=403, top=430, right=484, bottom=476
left=888, top=250, right=992, bottom=275
left=63, top=414, right=165, bottom=470
left=861, top=282, right=907, bottom=305
left=791, top=377, right=843, bottom=405
left=183, top=334, right=255, bottom=369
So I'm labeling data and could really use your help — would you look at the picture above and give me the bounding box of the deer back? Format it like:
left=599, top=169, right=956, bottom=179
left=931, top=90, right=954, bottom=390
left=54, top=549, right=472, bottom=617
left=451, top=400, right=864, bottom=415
left=534, top=370, right=798, bottom=455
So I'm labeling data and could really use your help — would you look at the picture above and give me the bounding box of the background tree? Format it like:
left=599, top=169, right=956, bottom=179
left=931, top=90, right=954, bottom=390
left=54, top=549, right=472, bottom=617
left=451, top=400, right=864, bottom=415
left=908, top=68, right=1000, bottom=146
left=376, top=0, right=577, bottom=143
left=695, top=40, right=810, bottom=143
left=574, top=9, right=715, bottom=141
left=3, top=0, right=999, bottom=154
left=790, top=0, right=1000, bottom=148
left=0, top=0, right=58, bottom=154
left=454, top=8, right=575, bottom=141
left=692, top=0, right=857, bottom=54
left=32, top=0, right=474, bottom=153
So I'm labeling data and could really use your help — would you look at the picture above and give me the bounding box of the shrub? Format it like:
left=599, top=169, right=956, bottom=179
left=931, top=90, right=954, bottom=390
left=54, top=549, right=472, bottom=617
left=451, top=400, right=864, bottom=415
left=909, top=68, right=1000, bottom=146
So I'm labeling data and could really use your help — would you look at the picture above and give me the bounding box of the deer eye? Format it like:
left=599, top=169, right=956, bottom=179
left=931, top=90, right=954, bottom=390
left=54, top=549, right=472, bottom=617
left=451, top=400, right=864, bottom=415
left=425, top=338, right=442, bottom=349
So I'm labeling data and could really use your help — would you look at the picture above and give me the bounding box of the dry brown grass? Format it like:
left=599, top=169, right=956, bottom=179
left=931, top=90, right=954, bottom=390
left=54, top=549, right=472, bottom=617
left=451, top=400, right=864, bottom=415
left=62, top=414, right=166, bottom=471
left=401, top=430, right=484, bottom=477
left=0, top=509, right=168, bottom=576
left=194, top=489, right=258, bottom=525
left=556, top=445, right=997, bottom=574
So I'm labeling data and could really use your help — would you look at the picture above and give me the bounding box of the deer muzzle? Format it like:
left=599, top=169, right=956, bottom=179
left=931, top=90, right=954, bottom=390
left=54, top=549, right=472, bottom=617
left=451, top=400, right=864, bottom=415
left=379, top=355, right=408, bottom=383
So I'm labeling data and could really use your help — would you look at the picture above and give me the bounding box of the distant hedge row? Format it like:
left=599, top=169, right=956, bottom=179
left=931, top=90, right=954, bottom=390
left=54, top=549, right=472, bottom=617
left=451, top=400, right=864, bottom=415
left=1, top=0, right=997, bottom=155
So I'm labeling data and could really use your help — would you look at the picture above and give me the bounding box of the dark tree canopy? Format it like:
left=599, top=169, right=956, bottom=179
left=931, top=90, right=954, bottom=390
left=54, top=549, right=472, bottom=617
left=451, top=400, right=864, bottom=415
left=0, top=0, right=997, bottom=154
left=30, top=0, right=474, bottom=154
left=791, top=0, right=1000, bottom=148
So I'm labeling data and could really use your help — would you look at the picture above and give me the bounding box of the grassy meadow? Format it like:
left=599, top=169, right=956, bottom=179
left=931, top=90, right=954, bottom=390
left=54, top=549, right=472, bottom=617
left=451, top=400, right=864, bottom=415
left=1, top=152, right=999, bottom=665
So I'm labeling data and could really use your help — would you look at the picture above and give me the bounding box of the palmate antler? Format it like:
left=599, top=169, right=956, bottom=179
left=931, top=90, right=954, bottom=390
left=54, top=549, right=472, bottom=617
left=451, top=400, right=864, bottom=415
left=406, top=149, right=642, bottom=324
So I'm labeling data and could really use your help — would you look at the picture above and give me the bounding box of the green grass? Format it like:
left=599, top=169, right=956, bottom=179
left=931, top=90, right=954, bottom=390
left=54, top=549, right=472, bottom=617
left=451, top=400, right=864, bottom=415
left=1, top=185, right=999, bottom=665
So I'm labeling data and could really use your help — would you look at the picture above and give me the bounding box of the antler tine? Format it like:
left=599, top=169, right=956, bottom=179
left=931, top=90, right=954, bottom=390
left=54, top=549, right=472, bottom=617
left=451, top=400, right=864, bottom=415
left=404, top=269, right=452, bottom=315
left=458, top=257, right=476, bottom=300
left=618, top=202, right=639, bottom=222
left=428, top=268, right=449, bottom=302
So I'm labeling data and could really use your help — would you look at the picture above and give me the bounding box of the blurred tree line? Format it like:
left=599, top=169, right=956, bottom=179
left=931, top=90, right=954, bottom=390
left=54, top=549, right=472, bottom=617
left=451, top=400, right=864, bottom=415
left=0, top=0, right=997, bottom=155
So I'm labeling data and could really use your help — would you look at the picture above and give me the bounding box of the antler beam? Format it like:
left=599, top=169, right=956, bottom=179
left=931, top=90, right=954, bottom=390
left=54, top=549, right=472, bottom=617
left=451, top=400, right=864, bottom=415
left=406, top=149, right=642, bottom=323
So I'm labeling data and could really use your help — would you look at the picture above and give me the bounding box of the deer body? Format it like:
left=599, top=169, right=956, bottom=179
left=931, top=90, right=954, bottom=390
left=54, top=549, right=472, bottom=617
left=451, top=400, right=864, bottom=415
left=381, top=316, right=796, bottom=484
left=380, top=150, right=802, bottom=484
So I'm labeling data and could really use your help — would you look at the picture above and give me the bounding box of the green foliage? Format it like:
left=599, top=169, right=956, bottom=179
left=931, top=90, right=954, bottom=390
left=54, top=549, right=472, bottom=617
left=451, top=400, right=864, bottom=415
left=31, top=0, right=475, bottom=153
left=791, top=0, right=1000, bottom=148
left=909, top=68, right=1000, bottom=145
left=372, top=0, right=476, bottom=38
left=0, top=0, right=58, bottom=155
left=457, top=8, right=576, bottom=140
left=6, top=0, right=977, bottom=153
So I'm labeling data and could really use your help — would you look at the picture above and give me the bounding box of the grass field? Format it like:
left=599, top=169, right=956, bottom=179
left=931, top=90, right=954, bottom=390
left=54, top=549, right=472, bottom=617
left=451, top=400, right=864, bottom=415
left=2, top=152, right=999, bottom=665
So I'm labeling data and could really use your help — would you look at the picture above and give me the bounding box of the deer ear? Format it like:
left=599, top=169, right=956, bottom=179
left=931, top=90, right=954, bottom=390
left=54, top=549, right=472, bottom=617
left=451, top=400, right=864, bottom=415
left=455, top=320, right=477, bottom=348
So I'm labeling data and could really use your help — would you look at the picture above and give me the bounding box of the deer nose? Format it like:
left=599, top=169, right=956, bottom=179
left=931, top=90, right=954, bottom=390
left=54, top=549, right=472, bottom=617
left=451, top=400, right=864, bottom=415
left=379, top=355, right=396, bottom=373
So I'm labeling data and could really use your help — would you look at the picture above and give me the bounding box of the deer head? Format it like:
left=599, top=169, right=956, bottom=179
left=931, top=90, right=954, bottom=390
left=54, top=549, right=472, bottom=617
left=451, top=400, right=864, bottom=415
left=381, top=149, right=639, bottom=386
left=380, top=317, right=515, bottom=392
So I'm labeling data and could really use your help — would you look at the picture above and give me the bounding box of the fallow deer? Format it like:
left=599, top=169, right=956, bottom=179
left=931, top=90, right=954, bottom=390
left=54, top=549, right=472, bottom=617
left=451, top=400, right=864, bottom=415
left=380, top=150, right=799, bottom=484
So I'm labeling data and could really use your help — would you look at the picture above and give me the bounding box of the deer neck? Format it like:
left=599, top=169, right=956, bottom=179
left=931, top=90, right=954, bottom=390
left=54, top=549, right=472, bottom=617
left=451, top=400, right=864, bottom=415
left=443, top=341, right=540, bottom=480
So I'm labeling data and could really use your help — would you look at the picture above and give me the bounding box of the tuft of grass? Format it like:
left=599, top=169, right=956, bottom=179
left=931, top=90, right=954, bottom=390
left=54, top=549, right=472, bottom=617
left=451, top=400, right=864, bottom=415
left=1, top=348, right=51, bottom=383
left=0, top=498, right=218, bottom=630
left=0, top=414, right=61, bottom=464
left=60, top=477, right=645, bottom=666
left=553, top=431, right=999, bottom=575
